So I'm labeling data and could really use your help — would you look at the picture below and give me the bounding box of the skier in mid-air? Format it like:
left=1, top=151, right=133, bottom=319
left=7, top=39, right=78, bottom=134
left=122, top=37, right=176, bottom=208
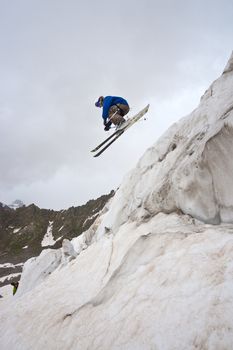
left=92, top=102, right=150, bottom=157
left=95, top=96, right=130, bottom=131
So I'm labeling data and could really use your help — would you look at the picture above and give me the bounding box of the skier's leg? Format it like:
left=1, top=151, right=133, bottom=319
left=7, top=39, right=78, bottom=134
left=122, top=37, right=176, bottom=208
left=109, top=105, right=125, bottom=125
left=116, top=103, right=130, bottom=116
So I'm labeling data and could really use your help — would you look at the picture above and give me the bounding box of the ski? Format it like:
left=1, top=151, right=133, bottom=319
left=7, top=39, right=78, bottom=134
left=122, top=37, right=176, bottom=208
left=93, top=130, right=125, bottom=157
left=91, top=128, right=121, bottom=153
left=92, top=104, right=150, bottom=157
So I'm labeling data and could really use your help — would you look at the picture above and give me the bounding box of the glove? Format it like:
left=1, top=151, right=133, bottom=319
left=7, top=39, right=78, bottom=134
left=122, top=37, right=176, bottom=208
left=103, top=120, right=112, bottom=131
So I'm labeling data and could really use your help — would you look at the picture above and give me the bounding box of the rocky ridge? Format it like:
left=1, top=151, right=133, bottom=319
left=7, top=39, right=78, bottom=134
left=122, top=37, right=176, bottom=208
left=0, top=190, right=114, bottom=287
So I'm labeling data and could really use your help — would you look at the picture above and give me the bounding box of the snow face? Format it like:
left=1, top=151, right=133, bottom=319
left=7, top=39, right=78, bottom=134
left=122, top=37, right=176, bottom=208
left=16, top=249, right=62, bottom=296
left=0, top=284, right=12, bottom=299
left=1, top=53, right=233, bottom=350
left=100, top=52, right=233, bottom=229
left=1, top=214, right=233, bottom=349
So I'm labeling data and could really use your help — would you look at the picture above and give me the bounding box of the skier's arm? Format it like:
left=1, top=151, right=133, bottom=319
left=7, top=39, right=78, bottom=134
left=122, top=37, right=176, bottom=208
left=102, top=97, right=113, bottom=121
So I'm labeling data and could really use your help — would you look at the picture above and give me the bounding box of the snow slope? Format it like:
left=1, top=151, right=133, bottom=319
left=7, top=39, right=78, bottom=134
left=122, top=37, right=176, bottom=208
left=0, top=52, right=233, bottom=350
left=102, top=54, right=233, bottom=228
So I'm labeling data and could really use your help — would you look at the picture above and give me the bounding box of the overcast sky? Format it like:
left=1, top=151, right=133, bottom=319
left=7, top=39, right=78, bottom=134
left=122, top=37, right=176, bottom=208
left=0, top=0, right=232, bottom=209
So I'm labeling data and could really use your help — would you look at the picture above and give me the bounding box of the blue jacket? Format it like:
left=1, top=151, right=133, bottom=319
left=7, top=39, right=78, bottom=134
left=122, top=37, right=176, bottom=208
left=102, top=96, right=129, bottom=121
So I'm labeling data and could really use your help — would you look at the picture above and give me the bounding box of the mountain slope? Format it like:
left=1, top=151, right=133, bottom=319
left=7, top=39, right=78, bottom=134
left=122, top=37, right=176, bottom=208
left=0, top=52, right=233, bottom=350
left=103, top=54, right=233, bottom=230
left=0, top=191, right=114, bottom=287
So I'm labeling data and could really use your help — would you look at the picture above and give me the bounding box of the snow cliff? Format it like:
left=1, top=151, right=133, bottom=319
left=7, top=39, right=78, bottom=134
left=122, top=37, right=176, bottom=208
left=102, top=52, right=233, bottom=228
left=1, top=52, right=233, bottom=350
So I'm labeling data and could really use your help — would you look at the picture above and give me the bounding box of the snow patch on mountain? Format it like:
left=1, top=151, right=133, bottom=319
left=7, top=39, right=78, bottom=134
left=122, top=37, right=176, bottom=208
left=0, top=263, right=24, bottom=269
left=13, top=227, right=21, bottom=234
left=0, top=273, right=21, bottom=284
left=82, top=210, right=101, bottom=227
left=41, top=221, right=61, bottom=247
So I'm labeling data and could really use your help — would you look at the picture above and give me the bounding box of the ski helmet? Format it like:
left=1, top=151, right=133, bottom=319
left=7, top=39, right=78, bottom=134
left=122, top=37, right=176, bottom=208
left=95, top=96, right=104, bottom=107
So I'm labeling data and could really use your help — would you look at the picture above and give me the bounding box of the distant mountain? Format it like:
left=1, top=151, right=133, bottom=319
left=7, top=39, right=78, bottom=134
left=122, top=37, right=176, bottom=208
left=0, top=191, right=114, bottom=287
left=8, top=200, right=25, bottom=210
